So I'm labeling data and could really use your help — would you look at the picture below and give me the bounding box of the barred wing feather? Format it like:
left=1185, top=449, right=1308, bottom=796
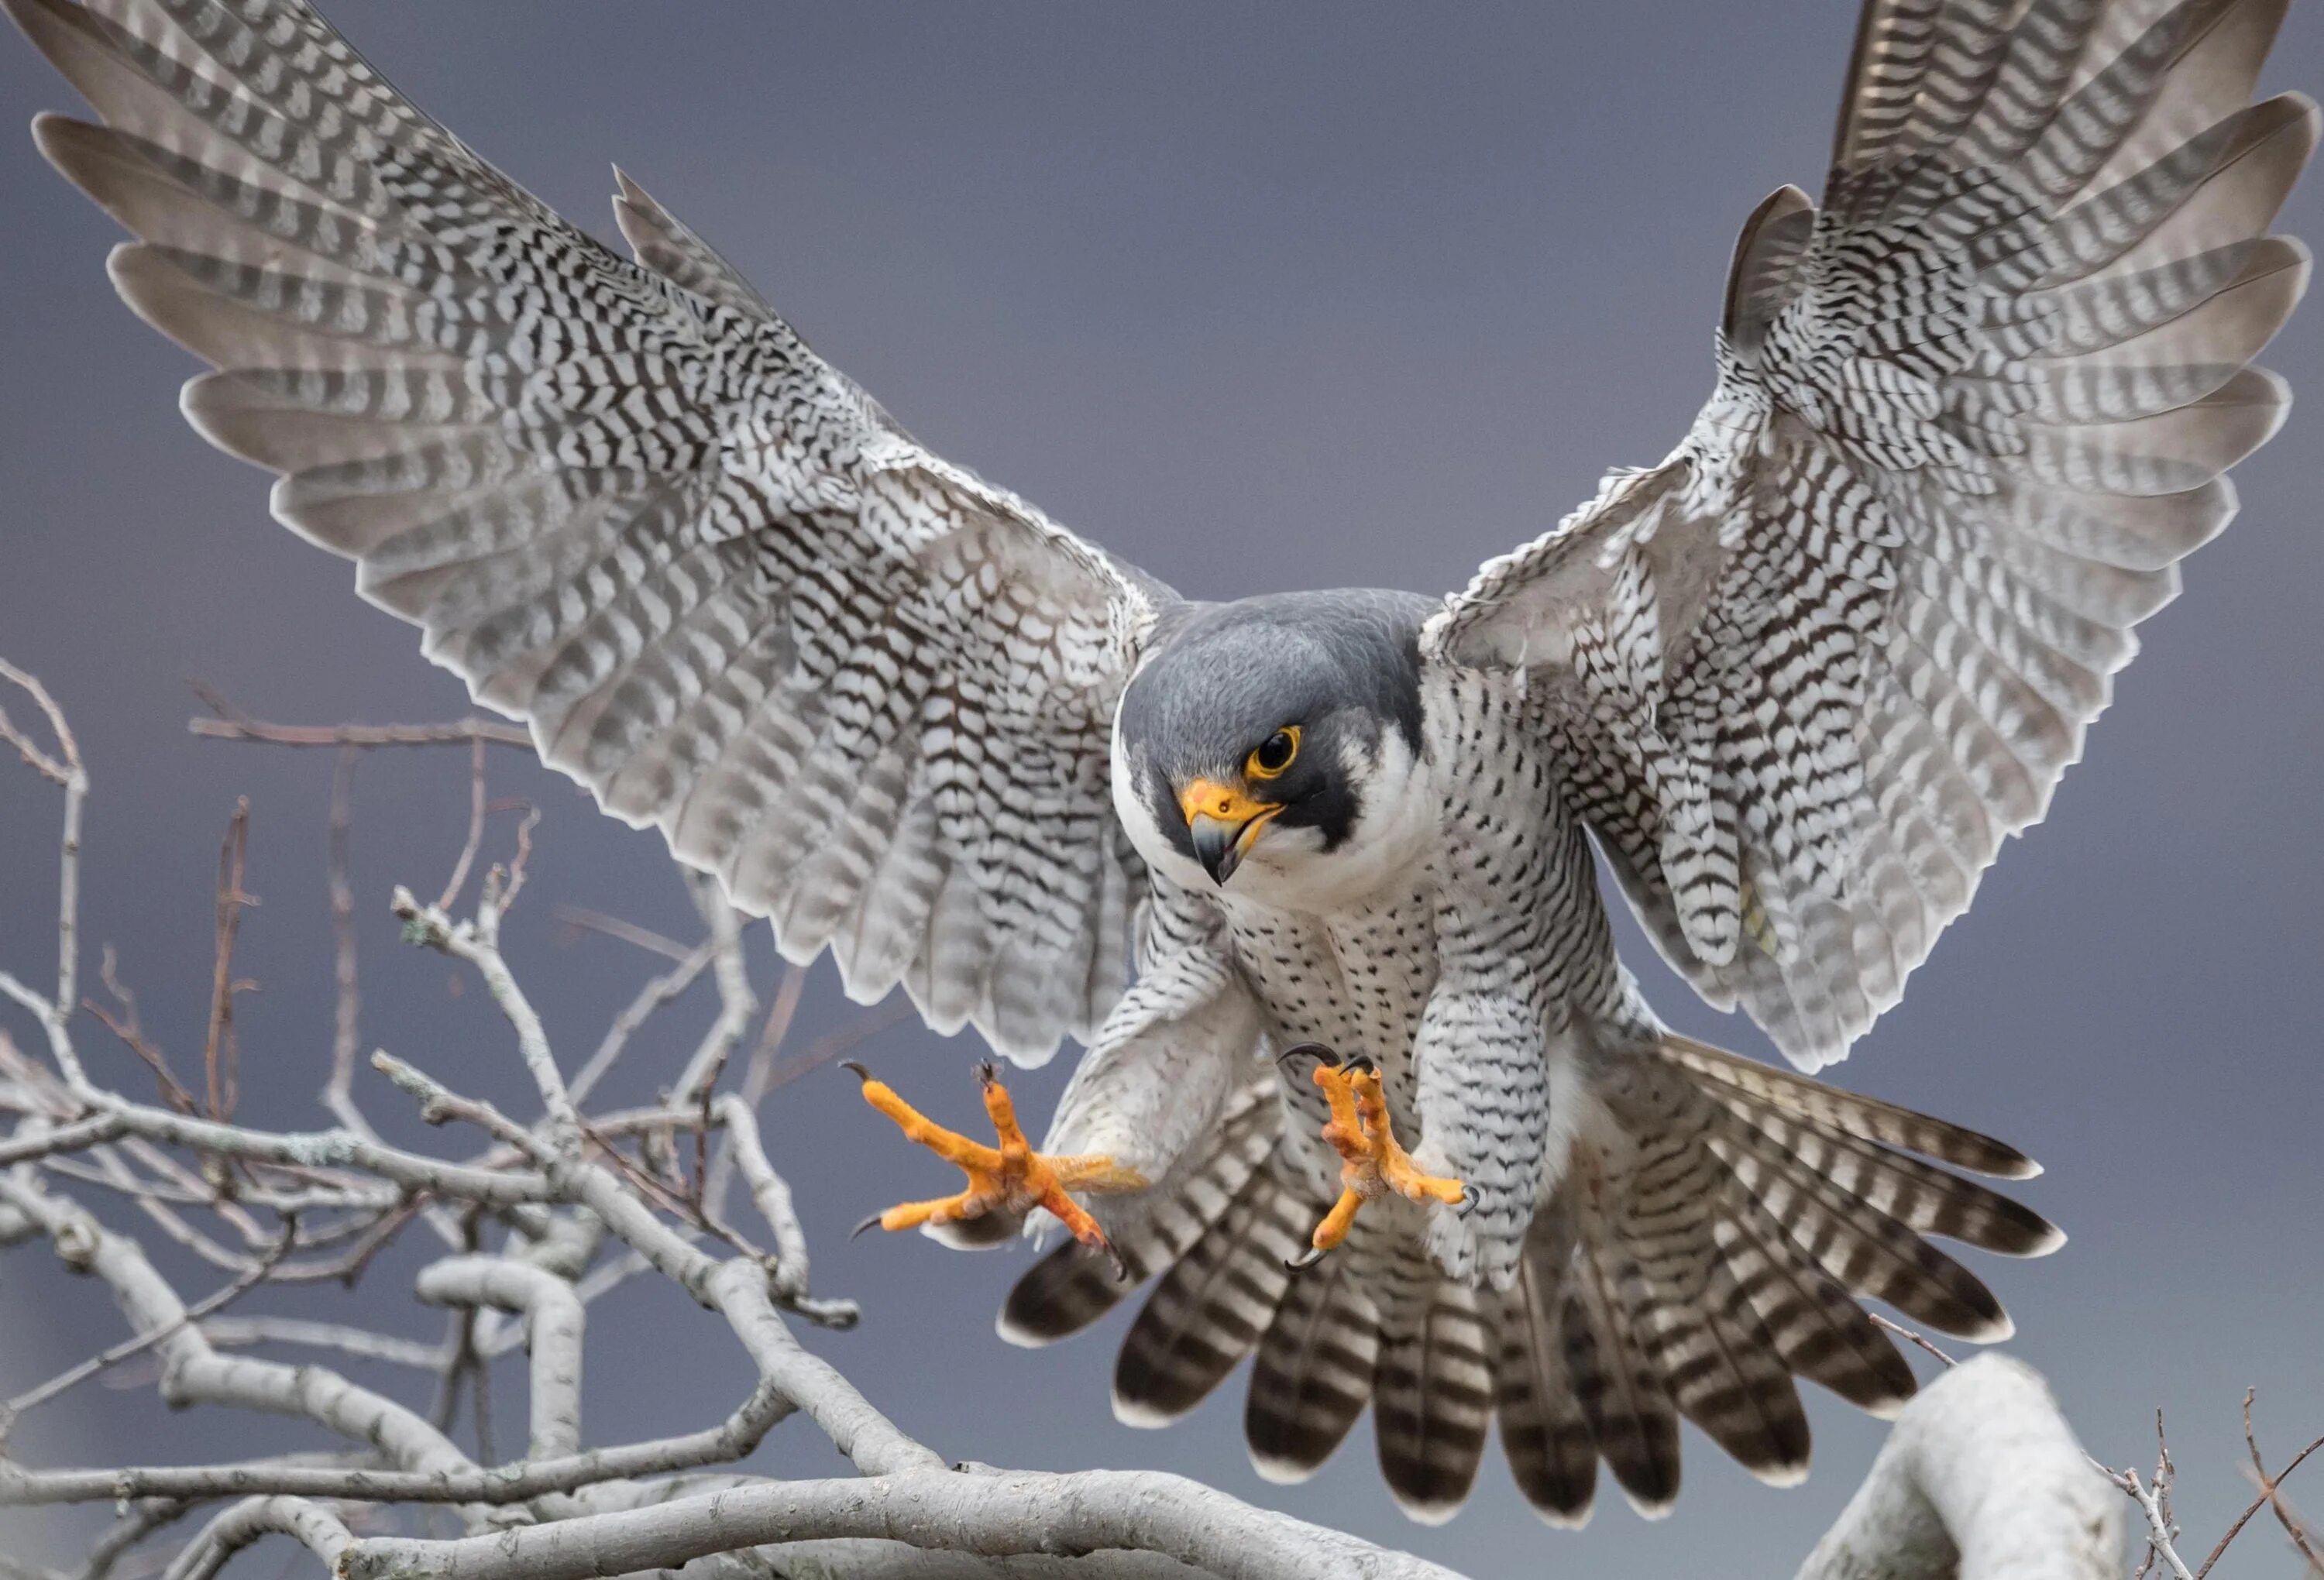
left=1426, top=0, right=2313, bottom=1068
left=10, top=0, right=1167, bottom=1063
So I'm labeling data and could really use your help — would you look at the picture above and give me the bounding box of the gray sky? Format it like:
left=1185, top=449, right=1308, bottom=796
left=2, top=4, right=2319, bottom=1575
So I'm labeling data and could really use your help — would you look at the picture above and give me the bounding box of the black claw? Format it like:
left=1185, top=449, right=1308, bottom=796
left=1275, top=1041, right=1336, bottom=1070
left=841, top=1060, right=874, bottom=1084
left=974, top=1060, right=999, bottom=1090
left=850, top=1211, right=885, bottom=1240
left=1455, top=1184, right=1479, bottom=1218
left=1284, top=1244, right=1329, bottom=1273
left=1103, top=1245, right=1131, bottom=1283
left=1336, top=1053, right=1377, bottom=1077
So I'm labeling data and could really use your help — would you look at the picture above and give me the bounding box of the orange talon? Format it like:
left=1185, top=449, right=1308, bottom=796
left=845, top=1060, right=1146, bottom=1275
left=1290, top=1055, right=1467, bottom=1270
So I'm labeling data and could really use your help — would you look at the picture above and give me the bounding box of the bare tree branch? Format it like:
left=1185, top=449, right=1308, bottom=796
left=324, top=747, right=363, bottom=1131
left=0, top=1222, right=291, bottom=1441
left=200, top=800, right=254, bottom=1127
left=390, top=888, right=580, bottom=1154
left=1796, top=1355, right=2121, bottom=1580
left=415, top=1257, right=584, bottom=1462
left=160, top=1496, right=351, bottom=1580
left=187, top=713, right=531, bottom=750
left=15, top=672, right=2307, bottom=1580
left=334, top=1468, right=1468, bottom=1580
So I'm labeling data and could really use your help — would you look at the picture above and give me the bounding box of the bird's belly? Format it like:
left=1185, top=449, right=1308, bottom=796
left=1220, top=888, right=1439, bottom=1125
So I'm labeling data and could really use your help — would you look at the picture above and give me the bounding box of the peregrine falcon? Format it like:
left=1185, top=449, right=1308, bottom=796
left=11, top=0, right=2310, bottom=1526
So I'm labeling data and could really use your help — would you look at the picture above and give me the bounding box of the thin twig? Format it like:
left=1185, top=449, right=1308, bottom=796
left=436, top=736, right=489, bottom=912
left=0, top=1222, right=294, bottom=1441
left=87, top=946, right=196, bottom=1115
left=2197, top=1398, right=2324, bottom=1578
left=494, top=801, right=542, bottom=917
left=201, top=800, right=256, bottom=1126
left=763, top=998, right=915, bottom=1093
left=0, top=658, right=90, bottom=1088
left=201, top=1317, right=450, bottom=1371
left=1868, top=1311, right=1957, bottom=1369
left=569, top=940, right=715, bottom=1106
left=324, top=746, right=363, bottom=1130
left=550, top=905, right=695, bottom=963
left=390, top=889, right=580, bottom=1152
left=188, top=714, right=531, bottom=749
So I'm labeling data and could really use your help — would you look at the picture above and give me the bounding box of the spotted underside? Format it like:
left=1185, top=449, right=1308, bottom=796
left=12, top=0, right=2308, bottom=1533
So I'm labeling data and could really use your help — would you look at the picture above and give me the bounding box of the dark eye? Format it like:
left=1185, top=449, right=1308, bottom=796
left=1247, top=726, right=1300, bottom=780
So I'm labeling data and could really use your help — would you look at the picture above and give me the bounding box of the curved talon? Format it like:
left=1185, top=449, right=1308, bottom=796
left=1456, top=1183, right=1479, bottom=1218
left=974, top=1060, right=1000, bottom=1090
left=1275, top=1041, right=1336, bottom=1070
left=840, top=1060, right=874, bottom=1084
left=849, top=1211, right=884, bottom=1240
left=1336, top=1053, right=1378, bottom=1077
left=1286, top=1244, right=1329, bottom=1272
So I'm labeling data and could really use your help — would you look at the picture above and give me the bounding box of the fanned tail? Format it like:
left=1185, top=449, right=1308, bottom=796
left=997, top=1031, right=2053, bottom=1528
left=1483, top=1033, right=2055, bottom=1523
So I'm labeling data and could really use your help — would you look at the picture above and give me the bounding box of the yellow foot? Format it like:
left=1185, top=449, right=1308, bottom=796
left=1279, top=1044, right=1470, bottom=1271
left=844, top=1060, right=1146, bottom=1276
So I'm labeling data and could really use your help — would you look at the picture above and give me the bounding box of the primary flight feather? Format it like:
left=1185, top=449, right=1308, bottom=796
left=10, top=0, right=2309, bottom=1526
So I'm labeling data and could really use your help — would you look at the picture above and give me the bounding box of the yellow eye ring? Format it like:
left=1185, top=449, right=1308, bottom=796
left=1246, top=726, right=1300, bottom=781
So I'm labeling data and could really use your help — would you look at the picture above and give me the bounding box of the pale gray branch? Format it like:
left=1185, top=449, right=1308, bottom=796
left=337, top=1468, right=1466, bottom=1580
left=390, top=888, right=580, bottom=1153
left=187, top=715, right=531, bottom=749
left=0, top=1173, right=476, bottom=1487
left=672, top=881, right=752, bottom=1108
left=160, top=1496, right=351, bottom=1580
left=568, top=940, right=713, bottom=1106
left=200, top=1317, right=449, bottom=1371
left=713, top=1095, right=813, bottom=1304
left=1795, top=1355, right=2123, bottom=1580
left=416, top=1256, right=584, bottom=1462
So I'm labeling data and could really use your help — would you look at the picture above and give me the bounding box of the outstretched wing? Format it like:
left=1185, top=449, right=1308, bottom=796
left=11, top=0, right=1170, bottom=1063
left=1426, top=0, right=2312, bottom=1068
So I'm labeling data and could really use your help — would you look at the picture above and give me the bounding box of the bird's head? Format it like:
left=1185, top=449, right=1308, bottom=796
left=1111, top=592, right=1436, bottom=908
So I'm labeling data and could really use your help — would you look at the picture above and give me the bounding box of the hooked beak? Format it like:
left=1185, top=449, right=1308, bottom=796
left=1181, top=778, right=1282, bottom=887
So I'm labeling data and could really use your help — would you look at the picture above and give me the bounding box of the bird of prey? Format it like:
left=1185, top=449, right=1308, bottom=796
left=10, top=0, right=2310, bottom=1527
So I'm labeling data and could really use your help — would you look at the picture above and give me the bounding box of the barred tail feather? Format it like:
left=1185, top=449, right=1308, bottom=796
left=1653, top=1033, right=2040, bottom=1178
left=1109, top=1163, right=1308, bottom=1426
left=999, top=1081, right=1276, bottom=1347
left=1245, top=1254, right=1379, bottom=1483
left=1372, top=1277, right=1495, bottom=1523
left=1561, top=1166, right=1683, bottom=1516
left=1488, top=1254, right=1597, bottom=1527
left=1710, top=1208, right=1917, bottom=1419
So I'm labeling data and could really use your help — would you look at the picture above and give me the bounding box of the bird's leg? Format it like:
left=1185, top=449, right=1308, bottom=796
left=845, top=1060, right=1145, bottom=1274
left=1288, top=1051, right=1469, bottom=1269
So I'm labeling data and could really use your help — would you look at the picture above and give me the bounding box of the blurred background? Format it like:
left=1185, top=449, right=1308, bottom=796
left=1, top=3, right=2318, bottom=1574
